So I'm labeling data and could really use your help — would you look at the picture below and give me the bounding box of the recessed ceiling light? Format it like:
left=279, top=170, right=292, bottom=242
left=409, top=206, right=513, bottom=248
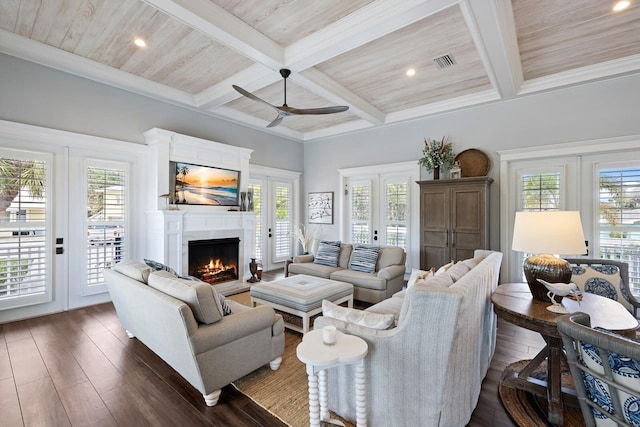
left=133, top=38, right=147, bottom=48
left=406, top=68, right=416, bottom=77
left=613, top=0, right=630, bottom=11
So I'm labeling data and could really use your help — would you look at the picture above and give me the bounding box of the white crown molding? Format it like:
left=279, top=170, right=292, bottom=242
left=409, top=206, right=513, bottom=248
left=0, top=119, right=146, bottom=154
left=0, top=30, right=196, bottom=107
left=386, top=89, right=501, bottom=123
left=302, top=120, right=374, bottom=142
left=519, top=54, right=640, bottom=96
left=497, top=134, right=640, bottom=161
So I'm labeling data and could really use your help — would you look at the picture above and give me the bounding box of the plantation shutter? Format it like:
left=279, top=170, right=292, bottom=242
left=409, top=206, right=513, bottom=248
left=0, top=151, right=51, bottom=309
left=598, top=166, right=640, bottom=291
left=350, top=180, right=372, bottom=244
left=384, top=178, right=408, bottom=250
left=272, top=181, right=292, bottom=262
left=85, top=161, right=127, bottom=294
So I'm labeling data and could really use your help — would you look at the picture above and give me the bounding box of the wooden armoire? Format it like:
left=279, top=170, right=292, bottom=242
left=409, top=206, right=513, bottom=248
left=418, top=177, right=493, bottom=270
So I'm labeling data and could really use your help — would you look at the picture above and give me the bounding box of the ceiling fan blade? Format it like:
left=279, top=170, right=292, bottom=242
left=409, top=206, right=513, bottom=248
left=232, top=85, right=277, bottom=110
left=282, top=105, right=349, bottom=115
left=267, top=115, right=284, bottom=128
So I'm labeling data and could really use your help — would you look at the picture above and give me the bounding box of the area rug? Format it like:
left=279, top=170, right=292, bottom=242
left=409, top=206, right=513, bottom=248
left=228, top=292, right=354, bottom=427
left=499, top=360, right=585, bottom=427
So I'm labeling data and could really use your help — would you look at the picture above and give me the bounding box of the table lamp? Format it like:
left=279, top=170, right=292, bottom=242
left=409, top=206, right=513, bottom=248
left=511, top=211, right=586, bottom=301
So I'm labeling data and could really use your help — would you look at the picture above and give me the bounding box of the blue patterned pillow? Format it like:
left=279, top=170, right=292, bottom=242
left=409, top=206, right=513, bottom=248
left=144, top=258, right=177, bottom=276
left=314, top=240, right=341, bottom=267
left=349, top=244, right=380, bottom=274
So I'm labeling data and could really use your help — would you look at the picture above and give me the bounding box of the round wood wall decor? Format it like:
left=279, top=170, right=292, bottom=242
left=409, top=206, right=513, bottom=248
left=454, top=149, right=490, bottom=177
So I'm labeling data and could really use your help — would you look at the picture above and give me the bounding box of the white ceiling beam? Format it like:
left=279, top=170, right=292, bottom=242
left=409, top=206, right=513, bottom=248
left=196, top=64, right=279, bottom=108
left=459, top=0, right=518, bottom=99
left=144, top=0, right=285, bottom=69
left=294, top=68, right=386, bottom=125
left=285, top=0, right=459, bottom=71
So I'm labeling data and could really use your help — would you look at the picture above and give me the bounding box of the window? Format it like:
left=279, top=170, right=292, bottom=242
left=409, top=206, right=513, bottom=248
left=273, top=182, right=292, bottom=262
left=597, top=166, right=640, bottom=291
left=384, top=179, right=408, bottom=251
left=350, top=180, right=372, bottom=244
left=0, top=152, right=51, bottom=308
left=85, top=160, right=127, bottom=295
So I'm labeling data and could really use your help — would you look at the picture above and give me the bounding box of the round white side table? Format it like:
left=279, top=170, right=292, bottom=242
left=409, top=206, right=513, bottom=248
left=296, top=329, right=368, bottom=427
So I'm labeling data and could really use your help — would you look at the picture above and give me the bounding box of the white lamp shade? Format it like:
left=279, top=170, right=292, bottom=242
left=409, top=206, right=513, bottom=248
left=512, top=211, right=587, bottom=255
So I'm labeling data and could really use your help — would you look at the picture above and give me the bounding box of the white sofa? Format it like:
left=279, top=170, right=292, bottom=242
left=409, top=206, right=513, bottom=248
left=314, top=250, right=503, bottom=426
left=288, top=243, right=406, bottom=304
left=104, top=260, right=285, bottom=407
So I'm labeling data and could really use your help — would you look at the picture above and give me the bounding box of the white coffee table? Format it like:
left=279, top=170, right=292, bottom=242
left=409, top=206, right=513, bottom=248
left=296, top=328, right=368, bottom=427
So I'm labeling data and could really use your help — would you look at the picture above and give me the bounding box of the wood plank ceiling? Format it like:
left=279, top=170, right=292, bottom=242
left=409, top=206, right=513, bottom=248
left=0, top=0, right=639, bottom=142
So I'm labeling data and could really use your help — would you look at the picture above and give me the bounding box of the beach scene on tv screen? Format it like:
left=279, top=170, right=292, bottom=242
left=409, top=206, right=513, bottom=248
left=174, top=162, right=239, bottom=206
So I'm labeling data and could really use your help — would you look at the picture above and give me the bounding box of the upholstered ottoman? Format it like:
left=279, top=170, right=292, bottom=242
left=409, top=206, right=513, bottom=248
left=250, top=274, right=353, bottom=334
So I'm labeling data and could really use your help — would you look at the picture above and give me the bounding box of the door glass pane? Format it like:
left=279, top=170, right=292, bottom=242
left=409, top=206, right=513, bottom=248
left=384, top=180, right=407, bottom=250
left=598, top=166, right=640, bottom=292
left=0, top=156, right=48, bottom=305
left=351, top=182, right=371, bottom=244
left=521, top=172, right=561, bottom=211
left=273, top=183, right=291, bottom=260
left=517, top=171, right=562, bottom=281
left=86, top=164, right=126, bottom=291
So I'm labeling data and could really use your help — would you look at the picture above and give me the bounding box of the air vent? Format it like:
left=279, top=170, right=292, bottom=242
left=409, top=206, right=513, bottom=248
left=433, top=54, right=456, bottom=69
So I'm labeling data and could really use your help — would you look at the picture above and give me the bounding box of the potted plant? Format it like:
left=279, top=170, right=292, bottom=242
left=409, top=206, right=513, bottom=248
left=418, top=137, right=455, bottom=179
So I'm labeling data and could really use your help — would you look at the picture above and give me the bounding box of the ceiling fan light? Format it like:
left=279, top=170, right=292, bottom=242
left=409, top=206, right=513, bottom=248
left=613, top=0, right=630, bottom=11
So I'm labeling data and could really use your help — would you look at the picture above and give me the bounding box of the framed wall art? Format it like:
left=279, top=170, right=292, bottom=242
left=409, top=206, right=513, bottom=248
left=308, top=192, right=334, bottom=224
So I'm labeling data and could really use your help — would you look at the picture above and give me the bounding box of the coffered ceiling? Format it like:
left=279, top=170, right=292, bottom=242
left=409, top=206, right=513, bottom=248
left=1, top=0, right=639, bottom=142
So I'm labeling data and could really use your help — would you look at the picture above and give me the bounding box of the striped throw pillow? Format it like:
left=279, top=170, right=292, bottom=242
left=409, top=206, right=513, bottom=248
left=349, top=244, right=380, bottom=273
left=314, top=240, right=341, bottom=267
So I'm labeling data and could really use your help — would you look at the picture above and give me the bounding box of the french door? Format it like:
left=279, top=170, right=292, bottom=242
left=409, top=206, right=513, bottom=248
left=0, top=145, right=67, bottom=320
left=250, top=166, right=300, bottom=271
left=339, top=161, right=420, bottom=273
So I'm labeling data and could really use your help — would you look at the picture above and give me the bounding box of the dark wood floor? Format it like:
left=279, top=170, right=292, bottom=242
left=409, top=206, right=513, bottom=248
left=0, top=269, right=547, bottom=427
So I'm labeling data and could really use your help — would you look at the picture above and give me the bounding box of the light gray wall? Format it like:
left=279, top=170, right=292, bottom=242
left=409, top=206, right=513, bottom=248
left=0, top=53, right=303, bottom=171
left=303, top=72, right=640, bottom=248
left=3, top=52, right=640, bottom=253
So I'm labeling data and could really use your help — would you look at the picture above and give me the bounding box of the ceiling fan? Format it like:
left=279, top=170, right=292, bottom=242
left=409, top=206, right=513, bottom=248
left=232, top=69, right=349, bottom=128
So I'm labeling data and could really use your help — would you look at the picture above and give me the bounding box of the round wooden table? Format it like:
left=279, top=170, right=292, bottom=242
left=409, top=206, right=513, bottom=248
left=492, top=283, right=638, bottom=426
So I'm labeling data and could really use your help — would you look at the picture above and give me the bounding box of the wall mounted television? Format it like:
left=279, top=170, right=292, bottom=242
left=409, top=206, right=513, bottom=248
left=170, top=161, right=240, bottom=206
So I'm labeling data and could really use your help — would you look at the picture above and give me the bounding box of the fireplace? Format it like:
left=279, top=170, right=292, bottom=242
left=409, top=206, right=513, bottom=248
left=188, top=237, right=240, bottom=284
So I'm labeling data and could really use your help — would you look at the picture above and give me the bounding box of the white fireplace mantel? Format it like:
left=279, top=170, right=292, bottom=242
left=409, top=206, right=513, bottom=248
left=145, top=210, right=256, bottom=285
left=143, top=129, right=257, bottom=294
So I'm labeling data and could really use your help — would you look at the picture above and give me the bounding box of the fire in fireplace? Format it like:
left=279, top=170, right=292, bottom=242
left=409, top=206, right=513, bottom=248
left=188, top=237, right=239, bottom=284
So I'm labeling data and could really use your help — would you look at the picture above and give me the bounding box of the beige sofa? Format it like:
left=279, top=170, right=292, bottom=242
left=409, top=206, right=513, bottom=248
left=314, top=250, right=503, bottom=426
left=288, top=243, right=406, bottom=304
left=104, top=260, right=285, bottom=407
